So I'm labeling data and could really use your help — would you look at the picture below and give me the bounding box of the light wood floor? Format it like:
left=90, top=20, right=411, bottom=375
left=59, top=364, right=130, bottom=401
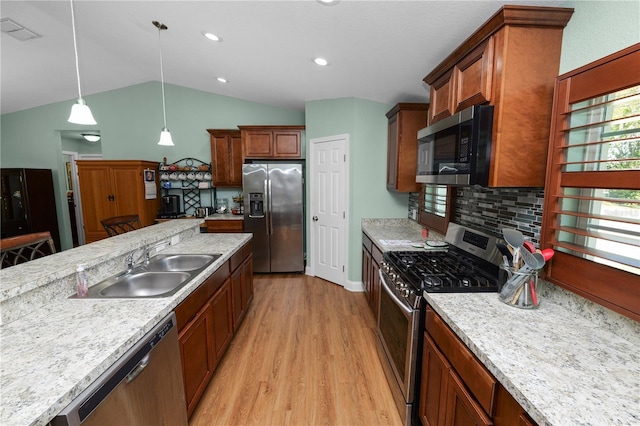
left=189, top=273, right=402, bottom=426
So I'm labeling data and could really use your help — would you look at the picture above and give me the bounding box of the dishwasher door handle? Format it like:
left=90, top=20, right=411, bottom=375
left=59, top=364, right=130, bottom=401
left=125, top=354, right=151, bottom=383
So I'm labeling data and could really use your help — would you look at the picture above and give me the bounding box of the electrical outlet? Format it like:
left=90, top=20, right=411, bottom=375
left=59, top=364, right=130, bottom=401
left=410, top=208, right=417, bottom=220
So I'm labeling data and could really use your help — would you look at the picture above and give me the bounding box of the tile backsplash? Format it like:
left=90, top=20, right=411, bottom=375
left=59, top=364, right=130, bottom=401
left=409, top=187, right=544, bottom=246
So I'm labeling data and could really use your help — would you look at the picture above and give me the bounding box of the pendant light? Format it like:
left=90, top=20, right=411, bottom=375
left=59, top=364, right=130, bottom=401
left=67, top=0, right=96, bottom=125
left=153, top=20, right=174, bottom=146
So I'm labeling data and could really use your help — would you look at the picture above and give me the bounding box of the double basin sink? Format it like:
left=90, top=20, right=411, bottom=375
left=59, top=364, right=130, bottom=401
left=79, top=253, right=221, bottom=298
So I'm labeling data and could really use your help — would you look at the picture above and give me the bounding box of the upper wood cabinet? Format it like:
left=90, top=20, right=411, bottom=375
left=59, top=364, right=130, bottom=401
left=386, top=103, right=429, bottom=192
left=239, top=125, right=304, bottom=159
left=208, top=129, right=242, bottom=187
left=423, top=5, right=573, bottom=187
left=76, top=160, right=160, bottom=243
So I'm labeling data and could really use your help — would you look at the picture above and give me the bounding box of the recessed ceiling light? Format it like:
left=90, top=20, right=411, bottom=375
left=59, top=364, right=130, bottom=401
left=313, top=57, right=329, bottom=66
left=316, top=0, right=340, bottom=5
left=202, top=32, right=222, bottom=42
left=217, top=77, right=227, bottom=83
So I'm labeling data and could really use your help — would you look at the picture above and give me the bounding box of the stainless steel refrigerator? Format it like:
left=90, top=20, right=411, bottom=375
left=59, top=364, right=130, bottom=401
left=243, top=163, right=304, bottom=273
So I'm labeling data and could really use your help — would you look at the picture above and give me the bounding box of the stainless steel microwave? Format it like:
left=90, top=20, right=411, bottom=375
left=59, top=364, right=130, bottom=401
left=416, top=105, right=493, bottom=186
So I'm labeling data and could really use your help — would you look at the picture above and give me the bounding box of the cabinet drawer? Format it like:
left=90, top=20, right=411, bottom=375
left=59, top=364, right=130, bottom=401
left=205, top=219, right=243, bottom=233
left=207, top=260, right=230, bottom=297
left=230, top=247, right=245, bottom=271
left=372, top=244, right=383, bottom=265
left=242, top=241, right=252, bottom=260
left=362, top=233, right=372, bottom=253
left=426, top=307, right=497, bottom=416
left=175, top=282, right=209, bottom=331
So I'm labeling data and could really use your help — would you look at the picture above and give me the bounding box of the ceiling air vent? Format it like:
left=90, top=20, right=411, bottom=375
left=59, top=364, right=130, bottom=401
left=0, top=18, right=41, bottom=41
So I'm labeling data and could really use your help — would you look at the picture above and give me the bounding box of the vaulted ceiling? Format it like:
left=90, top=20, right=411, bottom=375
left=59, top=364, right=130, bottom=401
left=1, top=0, right=568, bottom=115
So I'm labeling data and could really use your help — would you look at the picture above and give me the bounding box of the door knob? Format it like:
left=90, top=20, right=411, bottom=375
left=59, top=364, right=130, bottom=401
left=312, top=216, right=318, bottom=221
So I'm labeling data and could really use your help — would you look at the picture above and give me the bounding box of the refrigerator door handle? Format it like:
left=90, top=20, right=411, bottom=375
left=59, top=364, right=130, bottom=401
left=265, top=179, right=270, bottom=234
left=268, top=179, right=273, bottom=235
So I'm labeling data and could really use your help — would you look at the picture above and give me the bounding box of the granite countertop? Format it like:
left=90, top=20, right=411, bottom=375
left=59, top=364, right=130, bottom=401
left=425, top=290, right=640, bottom=426
left=361, top=218, right=640, bottom=425
left=0, top=229, right=251, bottom=426
left=205, top=212, right=244, bottom=221
left=361, top=218, right=446, bottom=252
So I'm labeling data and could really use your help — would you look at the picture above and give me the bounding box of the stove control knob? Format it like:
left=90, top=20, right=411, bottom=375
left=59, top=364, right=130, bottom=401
left=400, top=287, right=410, bottom=298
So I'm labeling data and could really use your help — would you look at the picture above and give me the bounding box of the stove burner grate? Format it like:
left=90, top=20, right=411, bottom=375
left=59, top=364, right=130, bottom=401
left=385, top=250, right=502, bottom=293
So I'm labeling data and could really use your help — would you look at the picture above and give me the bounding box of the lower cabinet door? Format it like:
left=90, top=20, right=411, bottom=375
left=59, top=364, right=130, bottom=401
left=242, top=256, right=254, bottom=310
left=178, top=305, right=215, bottom=417
left=362, top=246, right=372, bottom=301
left=231, top=264, right=243, bottom=330
left=211, top=278, right=234, bottom=363
left=420, top=334, right=450, bottom=426
left=445, top=369, right=493, bottom=426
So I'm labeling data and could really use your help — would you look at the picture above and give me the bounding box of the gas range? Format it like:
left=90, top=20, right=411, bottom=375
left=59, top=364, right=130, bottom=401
left=376, top=223, right=505, bottom=426
left=380, top=223, right=505, bottom=307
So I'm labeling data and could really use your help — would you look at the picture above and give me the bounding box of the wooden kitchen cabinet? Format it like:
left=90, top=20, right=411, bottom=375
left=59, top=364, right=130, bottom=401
left=178, top=301, right=215, bottom=417
left=423, top=5, right=573, bottom=187
left=421, top=306, right=537, bottom=426
left=204, top=219, right=244, bottom=233
left=231, top=242, right=254, bottom=331
left=210, top=278, right=233, bottom=361
left=179, top=279, right=232, bottom=418
left=361, top=233, right=382, bottom=320
left=207, top=129, right=243, bottom=187
left=419, top=334, right=450, bottom=426
left=386, top=103, right=429, bottom=192
left=76, top=160, right=160, bottom=243
left=175, top=246, right=253, bottom=418
left=239, top=125, right=304, bottom=159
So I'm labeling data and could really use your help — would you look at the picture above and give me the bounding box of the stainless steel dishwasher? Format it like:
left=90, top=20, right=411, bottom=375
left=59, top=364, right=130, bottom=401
left=52, top=312, right=188, bottom=426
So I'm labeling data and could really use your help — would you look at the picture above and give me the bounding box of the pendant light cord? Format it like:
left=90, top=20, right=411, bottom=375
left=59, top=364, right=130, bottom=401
left=70, top=0, right=82, bottom=99
left=157, top=25, right=167, bottom=128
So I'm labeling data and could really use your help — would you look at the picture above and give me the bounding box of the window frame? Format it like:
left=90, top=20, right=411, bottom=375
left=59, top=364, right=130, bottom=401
left=418, top=184, right=456, bottom=235
left=541, top=43, right=640, bottom=322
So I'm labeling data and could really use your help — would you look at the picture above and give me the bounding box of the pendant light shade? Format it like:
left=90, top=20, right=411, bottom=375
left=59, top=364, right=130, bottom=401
left=67, top=0, right=96, bottom=125
left=154, top=20, right=174, bottom=146
left=69, top=98, right=97, bottom=125
left=158, top=127, right=174, bottom=146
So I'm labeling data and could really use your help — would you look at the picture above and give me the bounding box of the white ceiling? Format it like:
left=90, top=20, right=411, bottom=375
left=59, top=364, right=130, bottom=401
left=1, top=0, right=570, bottom=115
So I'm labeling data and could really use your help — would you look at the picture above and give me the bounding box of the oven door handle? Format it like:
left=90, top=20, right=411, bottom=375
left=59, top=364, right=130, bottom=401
left=379, top=270, right=412, bottom=316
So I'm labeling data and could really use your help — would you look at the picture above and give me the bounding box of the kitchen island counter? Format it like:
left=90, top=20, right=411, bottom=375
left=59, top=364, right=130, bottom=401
left=0, top=222, right=251, bottom=426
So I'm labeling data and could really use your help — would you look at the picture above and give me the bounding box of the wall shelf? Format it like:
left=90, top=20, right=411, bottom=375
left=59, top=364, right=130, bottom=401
left=159, top=157, right=214, bottom=214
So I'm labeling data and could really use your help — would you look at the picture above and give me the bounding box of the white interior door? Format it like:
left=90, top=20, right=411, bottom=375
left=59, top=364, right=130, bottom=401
left=310, top=135, right=348, bottom=286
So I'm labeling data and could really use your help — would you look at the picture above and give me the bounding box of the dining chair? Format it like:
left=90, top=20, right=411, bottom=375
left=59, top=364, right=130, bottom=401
left=101, top=214, right=142, bottom=237
left=0, top=231, right=57, bottom=268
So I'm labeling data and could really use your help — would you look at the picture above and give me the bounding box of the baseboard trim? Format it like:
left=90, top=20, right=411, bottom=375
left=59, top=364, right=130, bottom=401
left=344, top=279, right=364, bottom=292
left=305, top=267, right=363, bottom=292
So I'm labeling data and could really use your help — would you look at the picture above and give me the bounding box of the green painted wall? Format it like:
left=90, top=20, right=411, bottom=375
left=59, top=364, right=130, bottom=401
left=559, top=0, right=639, bottom=74
left=1, top=82, right=304, bottom=249
left=1, top=0, right=637, bottom=275
left=305, top=98, right=410, bottom=283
